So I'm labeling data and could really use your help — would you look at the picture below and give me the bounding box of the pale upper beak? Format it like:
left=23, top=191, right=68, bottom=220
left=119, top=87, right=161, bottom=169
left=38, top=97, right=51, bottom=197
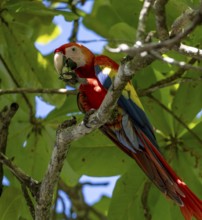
left=54, top=52, right=65, bottom=75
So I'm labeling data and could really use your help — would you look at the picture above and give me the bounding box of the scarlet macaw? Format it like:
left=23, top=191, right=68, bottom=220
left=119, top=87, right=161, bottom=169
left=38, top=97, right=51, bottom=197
left=54, top=42, right=202, bottom=220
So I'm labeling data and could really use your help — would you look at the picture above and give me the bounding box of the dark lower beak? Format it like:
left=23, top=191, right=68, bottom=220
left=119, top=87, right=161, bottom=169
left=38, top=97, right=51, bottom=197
left=66, top=58, right=77, bottom=70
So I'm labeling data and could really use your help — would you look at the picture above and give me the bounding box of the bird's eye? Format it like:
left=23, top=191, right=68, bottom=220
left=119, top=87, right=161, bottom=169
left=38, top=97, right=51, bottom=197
left=72, top=47, right=76, bottom=52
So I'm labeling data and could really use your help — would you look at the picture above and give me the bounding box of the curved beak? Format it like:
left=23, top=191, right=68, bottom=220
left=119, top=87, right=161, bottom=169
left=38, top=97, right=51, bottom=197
left=54, top=52, right=65, bottom=75
left=53, top=52, right=80, bottom=85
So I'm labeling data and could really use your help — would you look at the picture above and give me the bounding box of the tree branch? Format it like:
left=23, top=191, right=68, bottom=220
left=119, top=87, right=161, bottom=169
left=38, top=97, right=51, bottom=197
left=68, top=0, right=82, bottom=42
left=108, top=5, right=202, bottom=56
left=21, top=184, right=35, bottom=219
left=140, top=75, right=202, bottom=96
left=35, top=117, right=77, bottom=220
left=139, top=58, right=197, bottom=96
left=69, top=19, right=79, bottom=42
left=150, top=50, right=202, bottom=72
left=170, top=8, right=197, bottom=37
left=176, top=43, right=202, bottom=60
left=153, top=0, right=169, bottom=41
left=0, top=55, right=35, bottom=123
left=0, top=152, right=40, bottom=198
left=0, top=103, right=19, bottom=195
left=136, top=0, right=154, bottom=42
left=0, top=88, right=77, bottom=96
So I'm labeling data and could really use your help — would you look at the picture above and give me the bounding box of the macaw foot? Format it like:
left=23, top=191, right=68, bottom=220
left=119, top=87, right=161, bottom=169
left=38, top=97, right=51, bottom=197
left=83, top=109, right=96, bottom=128
left=109, top=107, right=119, bottom=122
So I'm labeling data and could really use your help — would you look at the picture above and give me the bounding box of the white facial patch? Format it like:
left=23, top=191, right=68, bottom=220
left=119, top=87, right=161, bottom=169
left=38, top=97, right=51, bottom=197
left=65, top=46, right=86, bottom=68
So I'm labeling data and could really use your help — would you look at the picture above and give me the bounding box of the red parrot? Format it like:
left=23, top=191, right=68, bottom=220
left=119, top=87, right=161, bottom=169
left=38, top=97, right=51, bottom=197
left=54, top=42, right=202, bottom=220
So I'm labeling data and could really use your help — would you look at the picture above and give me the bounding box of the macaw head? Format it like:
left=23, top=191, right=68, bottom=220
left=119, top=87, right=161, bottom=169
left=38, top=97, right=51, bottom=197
left=54, top=43, right=95, bottom=81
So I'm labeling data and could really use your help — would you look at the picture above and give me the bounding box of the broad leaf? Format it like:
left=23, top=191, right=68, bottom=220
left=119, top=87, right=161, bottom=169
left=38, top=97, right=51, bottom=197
left=68, top=130, right=134, bottom=176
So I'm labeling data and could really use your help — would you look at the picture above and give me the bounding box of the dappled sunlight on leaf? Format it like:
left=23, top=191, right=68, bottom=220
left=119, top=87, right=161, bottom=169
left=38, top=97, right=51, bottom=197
left=37, top=52, right=48, bottom=68
left=36, top=26, right=61, bottom=45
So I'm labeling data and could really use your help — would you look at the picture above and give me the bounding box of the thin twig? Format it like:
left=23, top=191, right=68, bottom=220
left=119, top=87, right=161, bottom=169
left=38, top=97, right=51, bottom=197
left=0, top=153, right=40, bottom=198
left=69, top=19, right=79, bottom=42
left=21, top=184, right=35, bottom=219
left=0, top=88, right=77, bottom=96
left=57, top=194, right=69, bottom=220
left=59, top=180, right=89, bottom=219
left=82, top=181, right=109, bottom=187
left=139, top=58, right=197, bottom=96
left=68, top=0, right=81, bottom=42
left=89, top=206, right=108, bottom=220
left=139, top=76, right=202, bottom=96
left=150, top=50, right=202, bottom=72
left=0, top=55, right=35, bottom=123
left=136, top=0, right=155, bottom=42
left=141, top=181, right=152, bottom=220
left=59, top=179, right=107, bottom=220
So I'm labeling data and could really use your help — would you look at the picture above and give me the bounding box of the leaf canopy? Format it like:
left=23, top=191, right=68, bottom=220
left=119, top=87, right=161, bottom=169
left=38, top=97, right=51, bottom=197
left=0, top=0, right=202, bottom=219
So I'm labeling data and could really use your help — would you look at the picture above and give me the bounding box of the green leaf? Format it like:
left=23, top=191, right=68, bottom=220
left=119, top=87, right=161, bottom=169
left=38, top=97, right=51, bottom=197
left=60, top=160, right=81, bottom=187
left=83, top=0, right=121, bottom=38
left=134, top=65, right=173, bottom=136
left=181, top=121, right=202, bottom=157
left=149, top=189, right=183, bottom=220
left=9, top=20, right=34, bottom=39
left=1, top=25, right=38, bottom=87
left=1, top=23, right=66, bottom=107
left=45, top=93, right=79, bottom=124
left=0, top=187, right=31, bottom=220
left=109, top=23, right=136, bottom=43
left=4, top=1, right=78, bottom=21
left=110, top=0, right=143, bottom=27
left=12, top=126, right=52, bottom=180
left=31, top=53, right=67, bottom=108
left=108, top=165, right=146, bottom=220
left=166, top=0, right=188, bottom=26
left=108, top=163, right=185, bottom=220
left=171, top=149, right=202, bottom=189
left=90, top=196, right=110, bottom=219
left=171, top=71, right=202, bottom=134
left=67, top=130, right=133, bottom=176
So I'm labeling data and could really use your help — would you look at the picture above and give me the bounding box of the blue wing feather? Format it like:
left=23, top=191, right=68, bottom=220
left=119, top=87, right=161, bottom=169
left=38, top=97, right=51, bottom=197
left=118, top=96, right=157, bottom=145
left=95, top=65, right=112, bottom=89
left=95, top=64, right=157, bottom=146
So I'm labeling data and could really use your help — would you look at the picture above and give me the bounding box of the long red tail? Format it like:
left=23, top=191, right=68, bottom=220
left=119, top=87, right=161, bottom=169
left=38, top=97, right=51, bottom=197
left=100, top=124, right=202, bottom=220
left=180, top=184, right=202, bottom=220
left=141, top=131, right=202, bottom=220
